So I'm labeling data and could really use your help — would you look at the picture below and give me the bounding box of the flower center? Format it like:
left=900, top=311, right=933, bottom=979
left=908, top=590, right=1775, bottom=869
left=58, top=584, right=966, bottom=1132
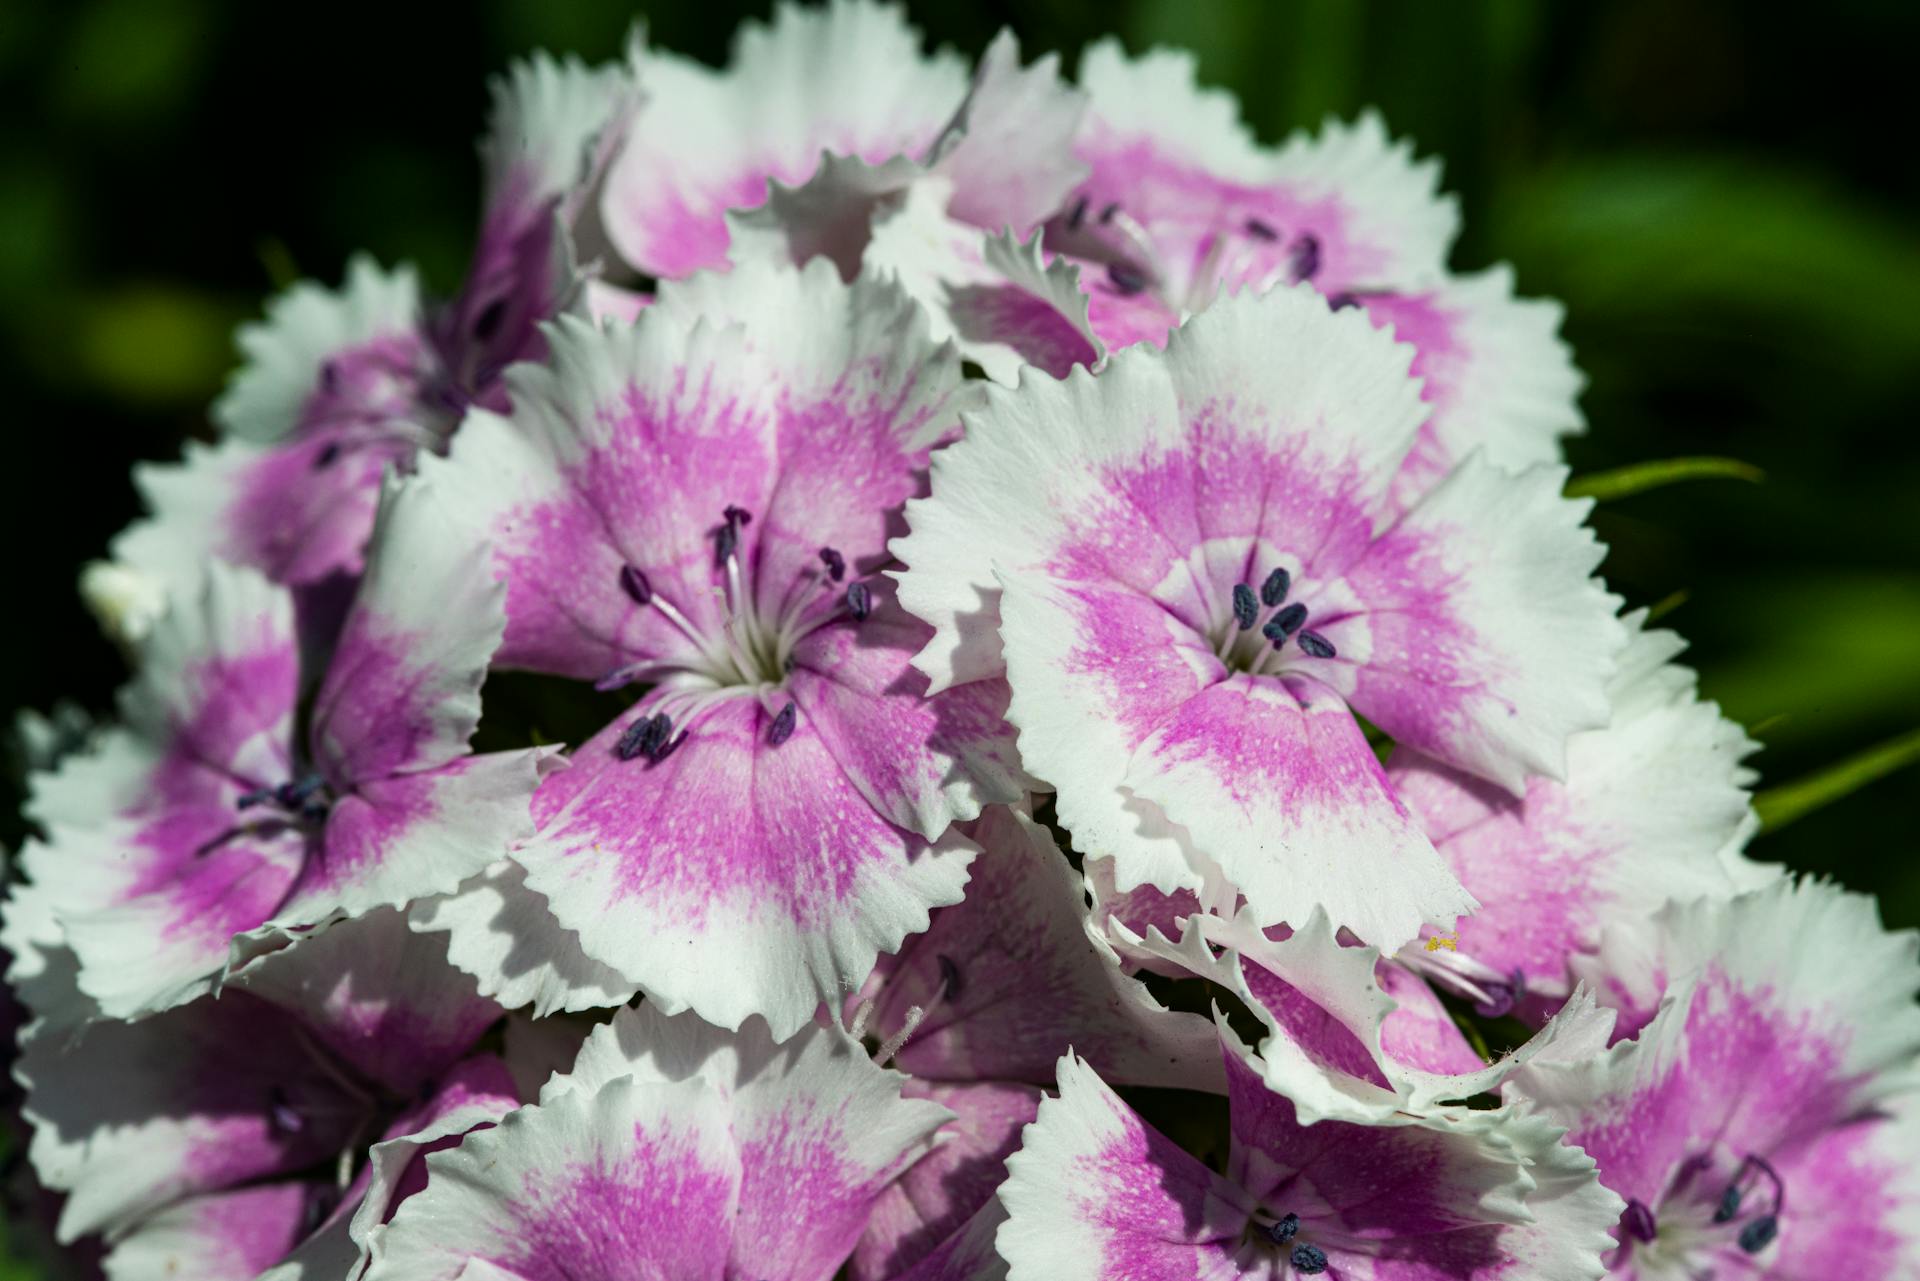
left=600, top=505, right=877, bottom=760
left=235, top=772, right=334, bottom=826
left=1211, top=563, right=1338, bottom=676
left=1396, top=939, right=1527, bottom=1017
left=1250, top=1210, right=1330, bottom=1275
left=1618, top=1149, right=1787, bottom=1270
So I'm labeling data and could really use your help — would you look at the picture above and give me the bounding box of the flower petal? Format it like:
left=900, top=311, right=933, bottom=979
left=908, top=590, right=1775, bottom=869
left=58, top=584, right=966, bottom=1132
left=365, top=1077, right=741, bottom=1281
left=545, top=1003, right=949, bottom=1281
left=927, top=30, right=1088, bottom=236
left=996, top=1053, right=1253, bottom=1281
left=868, top=806, right=1220, bottom=1090
left=520, top=696, right=976, bottom=1038
left=602, top=1, right=967, bottom=278
left=213, top=256, right=426, bottom=445
left=102, top=1182, right=324, bottom=1281
left=1389, top=614, right=1763, bottom=1000
left=1324, top=456, right=1625, bottom=792
left=409, top=859, right=636, bottom=1017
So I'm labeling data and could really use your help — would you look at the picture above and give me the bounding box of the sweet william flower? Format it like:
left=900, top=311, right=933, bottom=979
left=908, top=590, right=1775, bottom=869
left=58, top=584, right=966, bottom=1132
left=11, top=905, right=517, bottom=1280
left=407, top=258, right=1028, bottom=1037
left=98, top=54, right=632, bottom=618
left=362, top=1003, right=947, bottom=1281
left=998, top=1040, right=1622, bottom=1279
left=1511, top=879, right=1920, bottom=1277
left=894, top=283, right=1626, bottom=951
left=22, top=474, right=554, bottom=1018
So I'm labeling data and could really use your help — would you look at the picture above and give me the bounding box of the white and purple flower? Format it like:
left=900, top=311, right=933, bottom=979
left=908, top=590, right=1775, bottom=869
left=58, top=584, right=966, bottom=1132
left=895, top=283, right=1624, bottom=951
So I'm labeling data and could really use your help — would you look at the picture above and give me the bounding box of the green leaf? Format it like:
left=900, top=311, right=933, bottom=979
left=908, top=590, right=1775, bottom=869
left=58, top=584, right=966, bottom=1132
left=1754, top=727, right=1920, bottom=833
left=1565, top=456, right=1764, bottom=502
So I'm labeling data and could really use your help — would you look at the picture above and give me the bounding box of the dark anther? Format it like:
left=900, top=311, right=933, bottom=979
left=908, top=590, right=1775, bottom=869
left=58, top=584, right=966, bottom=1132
left=1244, top=217, right=1279, bottom=241
left=300, top=798, right=330, bottom=823
left=1290, top=1243, right=1328, bottom=1274
left=1714, top=1183, right=1743, bottom=1223
left=715, top=521, right=739, bottom=566
left=1288, top=233, right=1322, bottom=282
left=318, top=360, right=340, bottom=393
left=313, top=442, right=342, bottom=470
left=846, top=581, right=873, bottom=621
left=1268, top=602, right=1309, bottom=641
left=1231, top=584, right=1258, bottom=631
left=1098, top=201, right=1120, bottom=224
left=302, top=1186, right=339, bottom=1235
left=472, top=298, right=506, bottom=342
left=723, top=504, right=752, bottom=528
left=236, top=786, right=275, bottom=810
left=1107, top=263, right=1149, bottom=295
left=937, top=953, right=964, bottom=1002
left=617, top=714, right=681, bottom=764
left=1296, top=631, right=1337, bottom=660
left=615, top=717, right=654, bottom=762
left=1622, top=1199, right=1657, bottom=1243
left=1065, top=196, right=1089, bottom=231
left=276, top=775, right=325, bottom=808
left=619, top=564, right=653, bottom=606
left=1264, top=1212, right=1299, bottom=1244
left=767, top=701, right=798, bottom=747
left=1260, top=567, right=1291, bottom=607
left=819, top=547, right=847, bottom=582
left=1327, top=292, right=1361, bottom=311
left=1738, top=1215, right=1779, bottom=1253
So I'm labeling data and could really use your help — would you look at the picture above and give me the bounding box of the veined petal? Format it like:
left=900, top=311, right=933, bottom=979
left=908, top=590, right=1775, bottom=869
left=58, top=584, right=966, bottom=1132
left=602, top=0, right=967, bottom=278
left=409, top=859, right=637, bottom=1017
left=365, top=1077, right=741, bottom=1281
left=213, top=256, right=427, bottom=445
left=1325, top=457, right=1625, bottom=793
left=544, top=1003, right=949, bottom=1281
left=520, top=695, right=977, bottom=1038
left=1389, top=614, right=1762, bottom=1000
left=868, top=806, right=1219, bottom=1090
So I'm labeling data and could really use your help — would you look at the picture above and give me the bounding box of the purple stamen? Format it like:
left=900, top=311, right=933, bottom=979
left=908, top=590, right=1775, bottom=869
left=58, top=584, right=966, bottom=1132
left=1714, top=1183, right=1743, bottom=1224
left=846, top=580, right=873, bottom=621
left=313, top=442, right=342, bottom=470
left=318, top=360, right=339, bottom=393
left=937, top=953, right=964, bottom=1002
left=1107, top=263, right=1149, bottom=295
left=276, top=774, right=326, bottom=808
left=1264, top=1212, right=1299, bottom=1244
left=267, top=1088, right=304, bottom=1136
left=1098, top=201, right=1119, bottom=224
left=619, top=564, right=653, bottom=605
left=818, top=547, right=847, bottom=582
left=715, top=521, right=739, bottom=566
left=1622, top=1200, right=1658, bottom=1243
left=1296, top=630, right=1337, bottom=660
left=723, top=504, right=752, bottom=528
left=615, top=717, right=653, bottom=762
left=1290, top=1243, right=1328, bottom=1274
left=1260, top=567, right=1291, bottom=608
left=1327, top=292, right=1362, bottom=311
left=472, top=298, right=506, bottom=341
left=1065, top=195, right=1089, bottom=230
left=1288, top=233, right=1322, bottom=282
left=1231, top=583, right=1258, bottom=631
left=236, top=786, right=275, bottom=810
left=1244, top=217, right=1279, bottom=241
left=767, top=701, right=798, bottom=747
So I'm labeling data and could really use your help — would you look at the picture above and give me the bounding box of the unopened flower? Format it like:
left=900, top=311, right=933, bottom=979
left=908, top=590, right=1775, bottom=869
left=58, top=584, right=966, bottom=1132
left=896, top=284, right=1624, bottom=951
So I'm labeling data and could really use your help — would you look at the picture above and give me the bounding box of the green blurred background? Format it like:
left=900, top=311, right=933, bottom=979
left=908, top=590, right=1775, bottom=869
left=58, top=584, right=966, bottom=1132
left=1, top=2, right=1917, bottom=1264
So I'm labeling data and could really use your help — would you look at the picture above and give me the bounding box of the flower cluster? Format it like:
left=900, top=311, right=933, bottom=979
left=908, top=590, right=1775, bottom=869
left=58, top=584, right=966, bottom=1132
left=12, top=5, right=1919, bottom=1280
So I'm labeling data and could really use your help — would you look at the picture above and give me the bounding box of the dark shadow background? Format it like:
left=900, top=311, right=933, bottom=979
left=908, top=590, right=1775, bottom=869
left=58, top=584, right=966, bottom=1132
left=2, top=0, right=1916, bottom=968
